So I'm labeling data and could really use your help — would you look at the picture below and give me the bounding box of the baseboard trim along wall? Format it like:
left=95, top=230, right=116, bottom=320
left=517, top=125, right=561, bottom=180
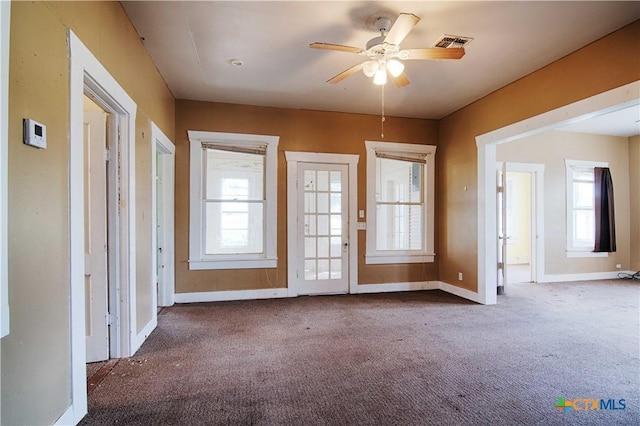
left=174, top=287, right=290, bottom=303
left=132, top=316, right=157, bottom=354
left=541, top=270, right=634, bottom=283
left=54, top=404, right=74, bottom=426
left=174, top=281, right=485, bottom=304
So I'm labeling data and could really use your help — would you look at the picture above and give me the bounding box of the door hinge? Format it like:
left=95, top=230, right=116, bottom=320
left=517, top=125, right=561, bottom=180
left=498, top=262, right=504, bottom=269
left=107, top=312, right=117, bottom=326
left=497, top=186, right=503, bottom=193
left=104, top=148, right=111, bottom=162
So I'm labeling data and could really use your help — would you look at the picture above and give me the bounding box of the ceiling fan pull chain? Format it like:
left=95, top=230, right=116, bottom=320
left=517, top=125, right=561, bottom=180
left=381, top=84, right=385, bottom=139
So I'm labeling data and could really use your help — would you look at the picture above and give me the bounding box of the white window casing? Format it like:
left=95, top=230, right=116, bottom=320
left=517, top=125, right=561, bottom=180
left=365, top=141, right=436, bottom=264
left=188, top=131, right=279, bottom=270
left=565, top=159, right=608, bottom=258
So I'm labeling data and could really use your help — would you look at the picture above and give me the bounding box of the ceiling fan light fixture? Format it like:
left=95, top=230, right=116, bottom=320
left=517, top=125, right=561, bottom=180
left=363, top=60, right=378, bottom=78
left=373, top=68, right=387, bottom=85
left=387, top=59, right=404, bottom=77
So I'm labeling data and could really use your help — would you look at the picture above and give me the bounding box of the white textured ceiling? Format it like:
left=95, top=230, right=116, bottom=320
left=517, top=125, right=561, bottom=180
left=122, top=1, right=639, bottom=121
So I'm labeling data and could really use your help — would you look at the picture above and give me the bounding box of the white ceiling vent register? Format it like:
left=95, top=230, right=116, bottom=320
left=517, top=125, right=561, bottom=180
left=434, top=35, right=473, bottom=49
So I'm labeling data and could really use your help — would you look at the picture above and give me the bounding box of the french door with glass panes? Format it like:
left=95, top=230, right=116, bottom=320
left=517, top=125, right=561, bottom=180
left=297, top=163, right=349, bottom=295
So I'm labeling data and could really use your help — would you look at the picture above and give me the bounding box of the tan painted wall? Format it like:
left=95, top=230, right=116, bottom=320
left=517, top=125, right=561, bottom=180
left=498, top=130, right=631, bottom=275
left=3, top=2, right=174, bottom=424
left=438, top=21, right=640, bottom=291
left=630, top=135, right=640, bottom=271
left=175, top=101, right=438, bottom=293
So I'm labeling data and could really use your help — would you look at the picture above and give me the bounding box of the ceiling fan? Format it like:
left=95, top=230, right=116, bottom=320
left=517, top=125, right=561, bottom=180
left=310, top=13, right=465, bottom=87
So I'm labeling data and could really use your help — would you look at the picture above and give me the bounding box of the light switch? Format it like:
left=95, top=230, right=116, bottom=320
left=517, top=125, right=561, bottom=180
left=359, top=210, right=365, bottom=218
left=357, top=222, right=366, bottom=230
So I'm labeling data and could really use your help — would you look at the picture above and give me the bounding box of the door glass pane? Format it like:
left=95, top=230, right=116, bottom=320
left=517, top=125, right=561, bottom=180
left=304, top=214, right=316, bottom=236
left=330, top=215, right=341, bottom=235
left=317, top=215, right=329, bottom=235
left=304, top=260, right=316, bottom=280
left=318, top=259, right=329, bottom=280
left=317, top=171, right=329, bottom=191
left=304, top=170, right=315, bottom=191
left=330, top=237, right=341, bottom=257
left=305, top=192, right=316, bottom=213
left=305, top=237, right=316, bottom=258
left=330, top=171, right=341, bottom=191
left=317, top=193, right=329, bottom=213
left=330, top=193, right=341, bottom=213
left=317, top=237, right=329, bottom=258
left=330, top=259, right=342, bottom=279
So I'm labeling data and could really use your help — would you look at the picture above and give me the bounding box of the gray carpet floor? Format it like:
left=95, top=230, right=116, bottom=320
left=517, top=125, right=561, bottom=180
left=81, top=280, right=639, bottom=425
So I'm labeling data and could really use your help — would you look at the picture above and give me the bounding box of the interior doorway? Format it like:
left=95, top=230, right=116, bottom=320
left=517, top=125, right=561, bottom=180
left=83, top=95, right=113, bottom=363
left=497, top=162, right=544, bottom=293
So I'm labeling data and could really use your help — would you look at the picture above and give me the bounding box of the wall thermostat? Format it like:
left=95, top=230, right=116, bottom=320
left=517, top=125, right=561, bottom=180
left=23, top=118, right=47, bottom=149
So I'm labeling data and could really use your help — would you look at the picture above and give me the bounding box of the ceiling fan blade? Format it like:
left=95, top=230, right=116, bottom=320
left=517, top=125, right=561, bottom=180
left=403, top=48, right=465, bottom=60
left=309, top=42, right=363, bottom=54
left=389, top=72, right=410, bottom=87
left=327, top=63, right=364, bottom=84
left=384, top=13, right=420, bottom=46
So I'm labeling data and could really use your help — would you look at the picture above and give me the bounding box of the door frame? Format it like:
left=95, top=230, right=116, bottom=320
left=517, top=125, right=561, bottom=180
left=285, top=152, right=359, bottom=296
left=151, top=122, right=175, bottom=307
left=476, top=81, right=639, bottom=305
left=69, top=30, right=137, bottom=423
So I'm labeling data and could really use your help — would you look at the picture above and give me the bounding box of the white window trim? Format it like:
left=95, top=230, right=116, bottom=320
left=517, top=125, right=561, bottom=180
left=565, top=159, right=608, bottom=258
left=188, top=131, right=278, bottom=270
left=0, top=0, right=10, bottom=338
left=365, top=141, right=436, bottom=264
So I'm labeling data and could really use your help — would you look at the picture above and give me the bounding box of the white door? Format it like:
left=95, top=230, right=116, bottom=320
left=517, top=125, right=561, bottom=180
left=84, top=108, right=109, bottom=363
left=297, top=163, right=349, bottom=295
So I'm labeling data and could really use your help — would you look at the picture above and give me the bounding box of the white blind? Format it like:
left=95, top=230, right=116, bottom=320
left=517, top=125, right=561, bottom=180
left=375, top=150, right=427, bottom=164
left=202, top=142, right=267, bottom=156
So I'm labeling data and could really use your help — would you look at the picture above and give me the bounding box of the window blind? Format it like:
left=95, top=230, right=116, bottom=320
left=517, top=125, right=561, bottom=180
left=202, top=142, right=267, bottom=156
left=375, top=150, right=428, bottom=164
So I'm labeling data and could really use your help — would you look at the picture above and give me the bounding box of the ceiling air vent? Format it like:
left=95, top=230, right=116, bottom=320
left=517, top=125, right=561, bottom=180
left=433, top=34, right=473, bottom=49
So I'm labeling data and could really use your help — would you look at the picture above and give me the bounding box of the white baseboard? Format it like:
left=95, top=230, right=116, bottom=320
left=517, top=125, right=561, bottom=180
left=54, top=404, right=75, bottom=426
left=354, top=281, right=438, bottom=294
left=437, top=281, right=484, bottom=304
left=175, top=287, right=289, bottom=303
left=541, top=270, right=633, bottom=283
left=131, top=316, right=157, bottom=355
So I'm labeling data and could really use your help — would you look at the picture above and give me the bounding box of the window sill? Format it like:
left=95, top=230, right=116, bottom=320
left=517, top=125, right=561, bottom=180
left=189, top=257, right=277, bottom=270
left=566, top=251, right=608, bottom=258
left=365, top=253, right=435, bottom=265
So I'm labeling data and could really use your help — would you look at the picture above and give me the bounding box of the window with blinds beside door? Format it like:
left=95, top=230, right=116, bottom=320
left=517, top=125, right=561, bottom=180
left=365, top=141, right=436, bottom=265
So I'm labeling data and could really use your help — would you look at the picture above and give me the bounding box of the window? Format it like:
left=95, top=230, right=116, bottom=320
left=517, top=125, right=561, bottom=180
left=565, top=159, right=608, bottom=257
left=365, top=141, right=436, bottom=264
left=188, top=131, right=278, bottom=269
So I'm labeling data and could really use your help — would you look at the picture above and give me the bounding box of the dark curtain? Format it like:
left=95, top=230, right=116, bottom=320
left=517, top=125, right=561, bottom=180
left=594, top=167, right=616, bottom=252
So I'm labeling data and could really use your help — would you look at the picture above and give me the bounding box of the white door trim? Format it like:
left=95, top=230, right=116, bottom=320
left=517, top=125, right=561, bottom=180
left=151, top=122, right=175, bottom=307
left=285, top=152, right=359, bottom=296
left=69, top=30, right=137, bottom=423
left=476, top=81, right=639, bottom=305
left=0, top=0, right=10, bottom=338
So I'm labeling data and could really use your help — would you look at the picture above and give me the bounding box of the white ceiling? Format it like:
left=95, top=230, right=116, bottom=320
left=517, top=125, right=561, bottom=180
left=122, top=1, right=639, bottom=129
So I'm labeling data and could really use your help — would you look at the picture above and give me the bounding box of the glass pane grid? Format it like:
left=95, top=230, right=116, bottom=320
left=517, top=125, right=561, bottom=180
left=302, top=168, right=343, bottom=281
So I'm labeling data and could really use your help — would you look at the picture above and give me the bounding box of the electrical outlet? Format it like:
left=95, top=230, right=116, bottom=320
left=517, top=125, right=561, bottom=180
left=616, top=264, right=621, bottom=269
left=458, top=272, right=463, bottom=281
